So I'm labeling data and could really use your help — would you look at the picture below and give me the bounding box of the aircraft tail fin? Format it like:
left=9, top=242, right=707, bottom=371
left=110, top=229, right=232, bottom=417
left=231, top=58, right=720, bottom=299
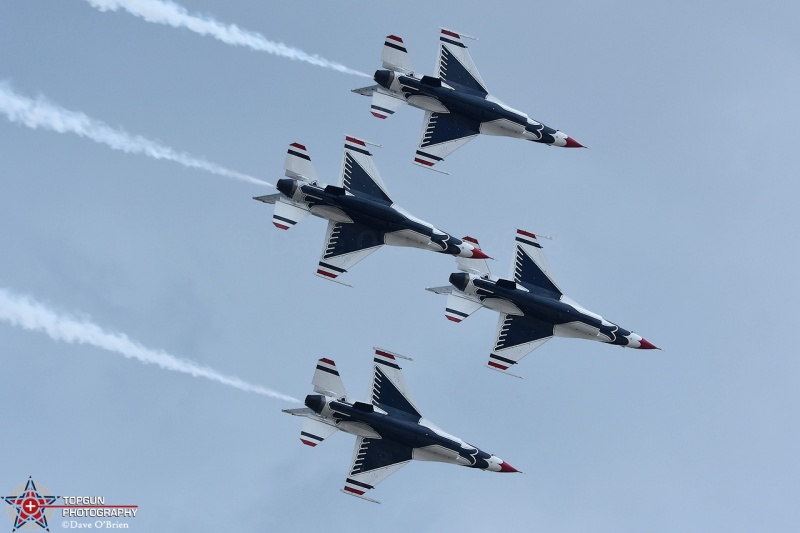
left=381, top=35, right=413, bottom=74
left=312, top=358, right=347, bottom=399
left=284, top=142, right=318, bottom=182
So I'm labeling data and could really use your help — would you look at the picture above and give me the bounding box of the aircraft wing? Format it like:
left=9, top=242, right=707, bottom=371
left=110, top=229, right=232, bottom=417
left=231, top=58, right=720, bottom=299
left=316, top=221, right=383, bottom=281
left=342, top=436, right=413, bottom=503
left=437, top=28, right=488, bottom=97
left=369, top=88, right=406, bottom=119
left=510, top=229, right=562, bottom=296
left=370, top=348, right=422, bottom=419
left=340, top=136, right=393, bottom=203
left=414, top=111, right=480, bottom=168
left=487, top=313, right=554, bottom=376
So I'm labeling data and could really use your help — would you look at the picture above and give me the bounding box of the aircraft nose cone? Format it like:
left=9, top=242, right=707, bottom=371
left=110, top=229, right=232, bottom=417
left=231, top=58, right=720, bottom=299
left=469, top=248, right=490, bottom=259
left=637, top=338, right=658, bottom=350
left=563, top=136, right=584, bottom=148
left=499, top=461, right=520, bottom=473
left=449, top=272, right=470, bottom=292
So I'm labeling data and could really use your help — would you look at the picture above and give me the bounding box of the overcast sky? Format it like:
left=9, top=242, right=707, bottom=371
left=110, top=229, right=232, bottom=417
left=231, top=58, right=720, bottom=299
left=2, top=1, right=799, bottom=531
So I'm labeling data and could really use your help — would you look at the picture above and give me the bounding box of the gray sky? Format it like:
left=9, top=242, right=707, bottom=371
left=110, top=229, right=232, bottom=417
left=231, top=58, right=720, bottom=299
left=1, top=1, right=799, bottom=531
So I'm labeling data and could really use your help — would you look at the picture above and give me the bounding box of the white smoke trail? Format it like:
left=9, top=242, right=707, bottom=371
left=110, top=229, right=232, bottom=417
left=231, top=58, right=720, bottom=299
left=0, top=287, right=300, bottom=403
left=85, top=0, right=371, bottom=78
left=0, top=83, right=270, bottom=188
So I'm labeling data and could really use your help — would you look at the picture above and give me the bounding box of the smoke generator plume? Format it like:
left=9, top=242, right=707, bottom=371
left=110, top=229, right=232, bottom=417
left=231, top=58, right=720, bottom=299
left=0, top=287, right=299, bottom=403
left=0, top=82, right=270, bottom=187
left=85, top=0, right=370, bottom=78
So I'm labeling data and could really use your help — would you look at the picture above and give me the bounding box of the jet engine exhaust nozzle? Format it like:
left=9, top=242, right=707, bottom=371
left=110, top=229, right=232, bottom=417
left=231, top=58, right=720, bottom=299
left=449, top=272, right=470, bottom=292
left=277, top=178, right=298, bottom=198
left=374, top=69, right=395, bottom=90
left=304, top=394, right=326, bottom=414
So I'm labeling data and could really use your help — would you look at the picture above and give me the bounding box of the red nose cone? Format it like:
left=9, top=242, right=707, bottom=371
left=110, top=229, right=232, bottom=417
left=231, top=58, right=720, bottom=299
left=638, top=338, right=658, bottom=350
left=499, top=461, right=519, bottom=473
left=563, top=136, right=584, bottom=148
left=470, top=248, right=490, bottom=259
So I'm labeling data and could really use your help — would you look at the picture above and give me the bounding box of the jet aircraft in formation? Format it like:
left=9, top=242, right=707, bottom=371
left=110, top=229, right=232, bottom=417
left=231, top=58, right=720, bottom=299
left=427, top=229, right=658, bottom=377
left=353, top=28, right=583, bottom=170
left=283, top=348, right=519, bottom=502
left=254, top=135, right=488, bottom=284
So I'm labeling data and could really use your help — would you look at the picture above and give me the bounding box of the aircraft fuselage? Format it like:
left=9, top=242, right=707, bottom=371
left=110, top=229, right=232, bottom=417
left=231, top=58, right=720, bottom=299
left=304, top=394, right=499, bottom=470
left=277, top=178, right=471, bottom=256
left=377, top=70, right=561, bottom=144
left=453, top=273, right=640, bottom=347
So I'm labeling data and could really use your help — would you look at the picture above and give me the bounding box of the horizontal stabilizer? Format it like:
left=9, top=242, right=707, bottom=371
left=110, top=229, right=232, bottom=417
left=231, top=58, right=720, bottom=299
left=272, top=198, right=310, bottom=230
left=445, top=291, right=482, bottom=323
left=299, top=416, right=338, bottom=447
left=381, top=35, right=413, bottom=74
left=313, top=358, right=347, bottom=399
left=284, top=142, right=318, bottom=182
left=370, top=89, right=406, bottom=120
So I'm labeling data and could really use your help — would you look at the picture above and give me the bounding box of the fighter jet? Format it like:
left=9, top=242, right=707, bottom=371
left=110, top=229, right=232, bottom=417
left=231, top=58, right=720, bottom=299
left=253, top=135, right=488, bottom=284
left=427, top=229, right=658, bottom=377
left=283, top=348, right=519, bottom=503
left=353, top=29, right=583, bottom=170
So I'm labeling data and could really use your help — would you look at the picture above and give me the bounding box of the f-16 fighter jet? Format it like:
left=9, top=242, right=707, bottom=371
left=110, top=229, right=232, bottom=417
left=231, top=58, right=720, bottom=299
left=283, top=348, right=519, bottom=503
left=428, top=229, right=658, bottom=377
left=353, top=29, right=583, bottom=170
left=253, top=136, right=488, bottom=284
